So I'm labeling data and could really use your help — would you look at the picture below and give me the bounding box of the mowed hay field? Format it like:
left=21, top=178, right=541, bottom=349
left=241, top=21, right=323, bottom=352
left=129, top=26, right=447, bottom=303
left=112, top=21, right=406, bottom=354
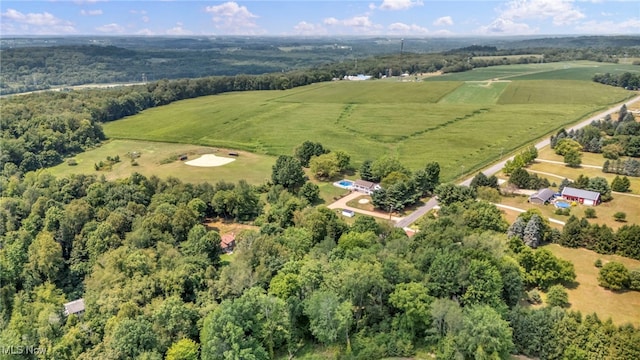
left=104, top=62, right=635, bottom=181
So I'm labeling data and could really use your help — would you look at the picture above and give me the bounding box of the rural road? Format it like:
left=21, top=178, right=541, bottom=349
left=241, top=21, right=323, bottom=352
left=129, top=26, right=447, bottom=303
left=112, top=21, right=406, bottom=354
left=395, top=93, right=640, bottom=228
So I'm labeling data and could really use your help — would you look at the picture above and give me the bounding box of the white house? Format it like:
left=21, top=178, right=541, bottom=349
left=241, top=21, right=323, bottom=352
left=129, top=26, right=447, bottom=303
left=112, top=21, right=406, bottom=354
left=353, top=180, right=381, bottom=195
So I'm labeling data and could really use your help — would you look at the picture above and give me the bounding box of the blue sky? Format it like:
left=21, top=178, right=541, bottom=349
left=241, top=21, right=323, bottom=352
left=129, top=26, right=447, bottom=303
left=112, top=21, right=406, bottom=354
left=1, top=1, right=639, bottom=36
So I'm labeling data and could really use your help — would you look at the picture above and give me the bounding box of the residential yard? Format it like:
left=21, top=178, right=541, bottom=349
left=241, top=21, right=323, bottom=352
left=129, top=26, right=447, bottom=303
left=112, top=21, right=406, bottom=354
left=498, top=192, right=638, bottom=230
left=346, top=195, right=375, bottom=211
left=543, top=244, right=640, bottom=327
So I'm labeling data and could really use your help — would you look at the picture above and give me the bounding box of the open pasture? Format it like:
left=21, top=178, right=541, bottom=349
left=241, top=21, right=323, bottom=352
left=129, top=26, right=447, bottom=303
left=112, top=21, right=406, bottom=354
left=427, top=61, right=640, bottom=82
left=104, top=75, right=634, bottom=181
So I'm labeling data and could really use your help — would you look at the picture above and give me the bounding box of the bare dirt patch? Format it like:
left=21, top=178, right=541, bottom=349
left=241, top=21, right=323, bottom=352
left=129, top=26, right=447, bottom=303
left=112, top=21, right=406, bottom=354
left=185, top=154, right=236, bottom=167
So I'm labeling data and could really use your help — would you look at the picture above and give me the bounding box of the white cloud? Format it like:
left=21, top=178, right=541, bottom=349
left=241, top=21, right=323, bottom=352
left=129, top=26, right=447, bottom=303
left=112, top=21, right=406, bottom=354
left=575, top=18, right=640, bottom=34
left=388, top=22, right=429, bottom=34
left=166, top=23, right=193, bottom=35
left=136, top=28, right=155, bottom=36
left=293, top=21, right=327, bottom=35
left=142, top=16, right=150, bottom=23
left=323, top=15, right=382, bottom=34
left=477, top=17, right=537, bottom=34
left=96, top=23, right=125, bottom=33
left=433, top=16, right=453, bottom=26
left=73, top=0, right=108, bottom=4
left=80, top=9, right=103, bottom=16
left=129, top=10, right=147, bottom=15
left=205, top=1, right=259, bottom=33
left=323, top=17, right=339, bottom=25
left=500, top=0, right=585, bottom=26
left=379, top=0, right=423, bottom=11
left=1, top=8, right=75, bottom=34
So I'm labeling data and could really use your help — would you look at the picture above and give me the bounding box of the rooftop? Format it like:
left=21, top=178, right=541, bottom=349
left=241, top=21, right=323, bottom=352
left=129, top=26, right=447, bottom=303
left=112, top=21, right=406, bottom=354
left=64, top=298, right=85, bottom=316
left=562, top=187, right=601, bottom=201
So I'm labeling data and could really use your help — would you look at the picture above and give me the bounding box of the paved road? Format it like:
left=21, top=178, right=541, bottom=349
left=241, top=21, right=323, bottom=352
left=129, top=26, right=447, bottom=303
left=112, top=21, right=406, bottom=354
left=395, top=93, right=640, bottom=228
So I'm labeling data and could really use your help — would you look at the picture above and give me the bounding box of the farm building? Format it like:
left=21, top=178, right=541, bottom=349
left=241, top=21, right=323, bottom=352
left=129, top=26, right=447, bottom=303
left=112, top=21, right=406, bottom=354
left=63, top=298, right=85, bottom=317
left=221, top=233, right=236, bottom=253
left=353, top=180, right=381, bottom=195
left=561, top=187, right=601, bottom=206
left=529, top=188, right=555, bottom=205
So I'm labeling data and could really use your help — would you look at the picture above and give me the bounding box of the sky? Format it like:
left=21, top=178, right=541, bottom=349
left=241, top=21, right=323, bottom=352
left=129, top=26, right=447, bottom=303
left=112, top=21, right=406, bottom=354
left=1, top=0, right=639, bottom=37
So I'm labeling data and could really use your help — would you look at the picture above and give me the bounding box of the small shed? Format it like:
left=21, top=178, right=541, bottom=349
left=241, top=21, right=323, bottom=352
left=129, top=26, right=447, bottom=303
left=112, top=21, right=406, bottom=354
left=561, top=187, right=601, bottom=206
left=64, top=298, right=85, bottom=317
left=529, top=188, right=555, bottom=205
left=342, top=209, right=355, bottom=218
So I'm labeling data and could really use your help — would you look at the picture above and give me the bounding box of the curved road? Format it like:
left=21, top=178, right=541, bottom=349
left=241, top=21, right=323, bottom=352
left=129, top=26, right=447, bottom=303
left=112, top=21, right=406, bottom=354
left=395, top=93, right=640, bottom=229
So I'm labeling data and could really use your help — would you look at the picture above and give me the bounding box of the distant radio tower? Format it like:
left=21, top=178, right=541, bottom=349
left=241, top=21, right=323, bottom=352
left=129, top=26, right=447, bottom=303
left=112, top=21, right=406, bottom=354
left=400, top=39, right=404, bottom=74
left=142, top=73, right=147, bottom=82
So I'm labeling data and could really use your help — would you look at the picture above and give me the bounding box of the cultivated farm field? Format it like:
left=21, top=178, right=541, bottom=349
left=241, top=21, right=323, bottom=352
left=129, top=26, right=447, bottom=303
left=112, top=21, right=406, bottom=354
left=103, top=62, right=635, bottom=182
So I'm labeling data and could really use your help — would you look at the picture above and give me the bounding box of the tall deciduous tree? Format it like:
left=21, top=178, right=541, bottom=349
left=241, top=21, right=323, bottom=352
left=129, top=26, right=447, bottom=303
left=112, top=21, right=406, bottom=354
left=303, top=290, right=353, bottom=349
left=455, top=305, right=514, bottom=359
left=271, top=155, right=305, bottom=191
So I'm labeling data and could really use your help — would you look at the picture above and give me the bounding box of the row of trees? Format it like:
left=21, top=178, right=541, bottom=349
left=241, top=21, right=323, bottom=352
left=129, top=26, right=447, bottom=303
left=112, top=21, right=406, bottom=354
left=559, top=215, right=640, bottom=260
left=593, top=72, right=640, bottom=90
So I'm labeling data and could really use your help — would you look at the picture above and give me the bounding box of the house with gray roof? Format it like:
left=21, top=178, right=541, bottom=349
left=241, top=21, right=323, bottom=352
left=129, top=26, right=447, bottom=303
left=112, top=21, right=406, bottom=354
left=529, top=188, right=555, bottom=205
left=353, top=180, right=381, bottom=195
left=561, top=187, right=601, bottom=206
left=63, top=298, right=85, bottom=317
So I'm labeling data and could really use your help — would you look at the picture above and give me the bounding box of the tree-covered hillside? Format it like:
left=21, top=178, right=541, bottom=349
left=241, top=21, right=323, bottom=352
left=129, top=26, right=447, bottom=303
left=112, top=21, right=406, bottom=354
left=1, top=169, right=639, bottom=359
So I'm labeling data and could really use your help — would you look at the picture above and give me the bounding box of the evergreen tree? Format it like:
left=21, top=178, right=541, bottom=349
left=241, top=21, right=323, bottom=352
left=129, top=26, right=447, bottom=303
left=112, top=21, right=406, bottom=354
left=523, top=215, right=543, bottom=248
left=611, top=176, right=631, bottom=192
left=507, top=217, right=526, bottom=240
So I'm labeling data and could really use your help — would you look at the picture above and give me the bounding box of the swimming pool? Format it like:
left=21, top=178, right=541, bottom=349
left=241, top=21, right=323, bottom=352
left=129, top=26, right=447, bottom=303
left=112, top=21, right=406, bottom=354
left=555, top=200, right=571, bottom=209
left=334, top=179, right=354, bottom=189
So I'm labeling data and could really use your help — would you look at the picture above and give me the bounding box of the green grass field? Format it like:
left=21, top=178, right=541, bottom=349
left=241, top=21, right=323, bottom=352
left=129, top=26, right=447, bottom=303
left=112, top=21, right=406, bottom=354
left=426, top=61, right=640, bottom=82
left=543, top=244, right=640, bottom=327
left=46, top=139, right=275, bottom=184
left=104, top=67, right=634, bottom=182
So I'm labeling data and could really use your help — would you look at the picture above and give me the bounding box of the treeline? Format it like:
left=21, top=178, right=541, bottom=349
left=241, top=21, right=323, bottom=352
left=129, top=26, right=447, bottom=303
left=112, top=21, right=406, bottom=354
left=558, top=216, right=640, bottom=260
left=593, top=72, right=640, bottom=90
left=2, top=167, right=640, bottom=359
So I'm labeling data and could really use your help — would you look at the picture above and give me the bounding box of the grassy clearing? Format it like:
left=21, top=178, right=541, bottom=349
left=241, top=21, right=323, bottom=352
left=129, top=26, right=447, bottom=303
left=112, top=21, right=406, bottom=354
left=47, top=139, right=274, bottom=184
left=537, top=146, right=605, bottom=167
left=543, top=243, right=640, bottom=327
left=438, top=81, right=510, bottom=104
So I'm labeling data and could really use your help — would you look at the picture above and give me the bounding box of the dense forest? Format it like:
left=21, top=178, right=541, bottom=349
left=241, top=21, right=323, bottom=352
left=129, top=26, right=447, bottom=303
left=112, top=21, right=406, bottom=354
left=2, top=167, right=639, bottom=359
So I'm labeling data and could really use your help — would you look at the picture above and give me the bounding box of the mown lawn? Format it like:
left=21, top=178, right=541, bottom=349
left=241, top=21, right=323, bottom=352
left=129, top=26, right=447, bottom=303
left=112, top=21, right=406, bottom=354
left=543, top=244, right=640, bottom=327
left=47, top=139, right=275, bottom=185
